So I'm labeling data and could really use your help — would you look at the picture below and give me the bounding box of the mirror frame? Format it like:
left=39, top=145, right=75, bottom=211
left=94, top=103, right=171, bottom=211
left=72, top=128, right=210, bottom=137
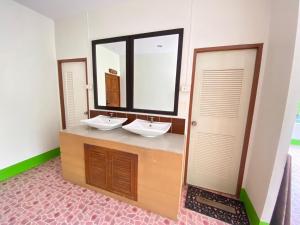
left=92, top=28, right=183, bottom=115
left=92, top=36, right=130, bottom=111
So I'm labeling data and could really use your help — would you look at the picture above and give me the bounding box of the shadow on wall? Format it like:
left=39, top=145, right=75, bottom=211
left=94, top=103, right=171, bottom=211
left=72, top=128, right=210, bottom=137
left=270, top=155, right=291, bottom=225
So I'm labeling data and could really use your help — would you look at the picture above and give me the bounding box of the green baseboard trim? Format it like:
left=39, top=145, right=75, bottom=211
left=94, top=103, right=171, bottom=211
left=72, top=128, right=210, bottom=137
left=259, top=222, right=270, bottom=225
left=0, top=147, right=60, bottom=182
left=291, top=139, right=300, bottom=146
left=240, top=188, right=269, bottom=225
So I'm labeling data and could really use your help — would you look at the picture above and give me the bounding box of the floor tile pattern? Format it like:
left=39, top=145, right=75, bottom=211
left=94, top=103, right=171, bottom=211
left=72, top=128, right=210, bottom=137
left=0, top=158, right=229, bottom=225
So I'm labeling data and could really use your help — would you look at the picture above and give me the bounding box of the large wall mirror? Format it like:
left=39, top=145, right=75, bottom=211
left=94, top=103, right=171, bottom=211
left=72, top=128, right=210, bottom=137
left=92, top=29, right=183, bottom=115
left=92, top=37, right=129, bottom=109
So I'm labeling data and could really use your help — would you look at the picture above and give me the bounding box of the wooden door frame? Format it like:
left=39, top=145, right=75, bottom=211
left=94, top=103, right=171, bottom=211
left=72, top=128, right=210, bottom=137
left=57, top=58, right=89, bottom=129
left=184, top=43, right=263, bottom=197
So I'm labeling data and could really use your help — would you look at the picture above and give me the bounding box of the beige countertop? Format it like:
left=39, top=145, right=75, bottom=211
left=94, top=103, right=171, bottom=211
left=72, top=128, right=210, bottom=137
left=61, top=125, right=185, bottom=154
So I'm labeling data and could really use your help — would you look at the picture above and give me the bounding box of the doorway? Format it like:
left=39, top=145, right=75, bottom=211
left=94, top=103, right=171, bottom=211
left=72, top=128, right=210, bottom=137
left=186, top=44, right=263, bottom=196
left=105, top=73, right=121, bottom=107
left=57, top=58, right=89, bottom=129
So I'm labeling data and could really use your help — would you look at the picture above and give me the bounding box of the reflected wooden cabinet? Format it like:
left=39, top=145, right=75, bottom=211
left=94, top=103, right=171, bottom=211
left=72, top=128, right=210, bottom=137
left=84, top=144, right=138, bottom=200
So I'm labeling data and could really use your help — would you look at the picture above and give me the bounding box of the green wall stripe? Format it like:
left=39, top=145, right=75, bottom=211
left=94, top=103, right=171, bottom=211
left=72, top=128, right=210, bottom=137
left=0, top=147, right=60, bottom=182
left=291, top=139, right=300, bottom=146
left=240, top=188, right=269, bottom=225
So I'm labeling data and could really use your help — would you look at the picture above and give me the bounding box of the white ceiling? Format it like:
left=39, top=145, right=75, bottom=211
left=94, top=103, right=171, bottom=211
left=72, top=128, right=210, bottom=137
left=14, top=0, right=123, bottom=20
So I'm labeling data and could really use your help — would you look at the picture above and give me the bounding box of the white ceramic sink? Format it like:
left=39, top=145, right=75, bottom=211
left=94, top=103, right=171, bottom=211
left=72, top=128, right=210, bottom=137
left=122, top=119, right=171, bottom=137
left=81, top=115, right=127, bottom=130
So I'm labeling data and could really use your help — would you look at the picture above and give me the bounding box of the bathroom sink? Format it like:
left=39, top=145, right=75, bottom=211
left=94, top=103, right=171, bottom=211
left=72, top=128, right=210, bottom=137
left=81, top=115, right=127, bottom=130
left=122, top=119, right=171, bottom=137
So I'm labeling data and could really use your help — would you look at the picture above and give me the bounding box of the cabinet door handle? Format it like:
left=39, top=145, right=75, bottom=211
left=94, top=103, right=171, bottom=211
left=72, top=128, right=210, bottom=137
left=191, top=121, right=197, bottom=126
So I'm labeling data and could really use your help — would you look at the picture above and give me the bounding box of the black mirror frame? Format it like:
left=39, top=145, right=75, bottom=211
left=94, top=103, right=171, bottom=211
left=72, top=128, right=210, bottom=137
left=92, top=36, right=131, bottom=112
left=92, top=28, right=184, bottom=115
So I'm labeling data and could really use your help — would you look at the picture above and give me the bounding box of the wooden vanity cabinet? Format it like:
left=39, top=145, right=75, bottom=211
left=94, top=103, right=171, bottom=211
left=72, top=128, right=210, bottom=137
left=84, top=144, right=138, bottom=201
left=60, top=130, right=184, bottom=220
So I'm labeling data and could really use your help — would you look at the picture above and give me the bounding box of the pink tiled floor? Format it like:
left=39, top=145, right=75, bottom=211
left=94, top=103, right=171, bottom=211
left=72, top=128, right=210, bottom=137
left=0, top=158, right=229, bottom=225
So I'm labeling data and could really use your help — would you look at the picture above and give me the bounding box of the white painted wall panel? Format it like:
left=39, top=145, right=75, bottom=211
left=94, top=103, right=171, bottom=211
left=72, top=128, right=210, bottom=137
left=0, top=0, right=60, bottom=169
left=244, top=0, right=300, bottom=221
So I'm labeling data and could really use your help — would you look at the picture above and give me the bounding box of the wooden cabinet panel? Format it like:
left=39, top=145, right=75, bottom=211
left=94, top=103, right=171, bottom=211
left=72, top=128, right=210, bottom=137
left=111, top=151, right=138, bottom=200
left=84, top=144, right=138, bottom=201
left=85, top=145, right=109, bottom=190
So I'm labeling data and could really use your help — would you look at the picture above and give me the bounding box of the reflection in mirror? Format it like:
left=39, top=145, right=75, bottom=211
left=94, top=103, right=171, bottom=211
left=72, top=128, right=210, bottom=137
left=96, top=41, right=126, bottom=107
left=133, top=34, right=179, bottom=111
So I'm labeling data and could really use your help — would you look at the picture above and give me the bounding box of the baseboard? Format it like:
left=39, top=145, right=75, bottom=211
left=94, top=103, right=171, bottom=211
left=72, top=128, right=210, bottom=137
left=291, top=139, right=300, bottom=146
left=0, top=147, right=60, bottom=182
left=240, top=188, right=269, bottom=225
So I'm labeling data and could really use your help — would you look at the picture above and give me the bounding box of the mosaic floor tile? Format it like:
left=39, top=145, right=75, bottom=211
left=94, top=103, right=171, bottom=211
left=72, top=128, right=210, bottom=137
left=0, top=158, right=229, bottom=225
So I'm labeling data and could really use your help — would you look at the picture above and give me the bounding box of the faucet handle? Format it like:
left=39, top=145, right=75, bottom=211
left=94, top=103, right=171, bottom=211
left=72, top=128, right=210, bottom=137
left=149, top=116, right=154, bottom=123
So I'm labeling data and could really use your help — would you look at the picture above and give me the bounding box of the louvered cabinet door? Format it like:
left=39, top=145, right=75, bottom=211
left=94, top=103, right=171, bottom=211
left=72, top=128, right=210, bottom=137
left=110, top=151, right=138, bottom=200
left=85, top=144, right=138, bottom=200
left=85, top=145, right=110, bottom=190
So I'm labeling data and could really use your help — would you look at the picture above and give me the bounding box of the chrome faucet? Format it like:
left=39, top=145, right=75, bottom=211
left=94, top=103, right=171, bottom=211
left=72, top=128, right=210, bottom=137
left=109, top=112, right=114, bottom=118
left=149, top=116, right=154, bottom=123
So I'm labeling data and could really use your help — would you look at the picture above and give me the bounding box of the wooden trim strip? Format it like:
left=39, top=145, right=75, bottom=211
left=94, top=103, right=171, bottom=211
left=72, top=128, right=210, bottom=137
left=57, top=58, right=87, bottom=63
left=57, top=60, right=66, bottom=129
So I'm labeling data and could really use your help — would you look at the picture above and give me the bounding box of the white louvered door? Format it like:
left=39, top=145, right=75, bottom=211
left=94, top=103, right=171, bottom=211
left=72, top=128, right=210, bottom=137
left=62, top=62, right=88, bottom=128
left=187, top=49, right=256, bottom=195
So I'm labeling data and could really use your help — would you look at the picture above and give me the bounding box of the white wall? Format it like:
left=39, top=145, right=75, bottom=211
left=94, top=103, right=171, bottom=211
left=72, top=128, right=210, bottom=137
left=292, top=123, right=300, bottom=139
left=55, top=12, right=89, bottom=59
left=188, top=0, right=271, bottom=78
left=244, top=0, right=300, bottom=222
left=0, top=0, right=60, bottom=169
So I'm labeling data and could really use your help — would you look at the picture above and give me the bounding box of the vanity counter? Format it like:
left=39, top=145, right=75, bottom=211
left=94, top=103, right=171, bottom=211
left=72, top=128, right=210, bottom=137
left=61, top=125, right=185, bottom=154
left=59, top=125, right=186, bottom=220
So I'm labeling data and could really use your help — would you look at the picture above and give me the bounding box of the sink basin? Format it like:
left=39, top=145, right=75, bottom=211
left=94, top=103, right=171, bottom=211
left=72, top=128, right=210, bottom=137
left=122, top=119, right=171, bottom=137
left=81, top=115, right=127, bottom=130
